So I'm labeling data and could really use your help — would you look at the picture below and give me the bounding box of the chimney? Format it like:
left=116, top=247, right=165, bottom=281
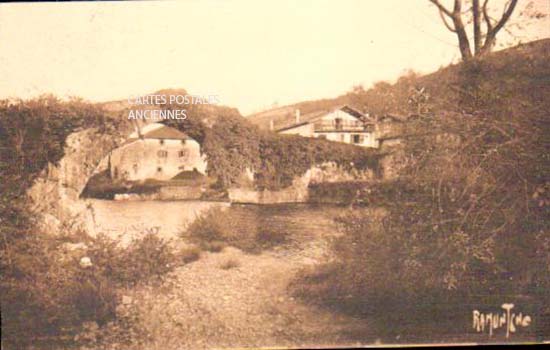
left=132, top=119, right=144, bottom=139
left=269, top=119, right=274, bottom=131
left=295, top=109, right=301, bottom=124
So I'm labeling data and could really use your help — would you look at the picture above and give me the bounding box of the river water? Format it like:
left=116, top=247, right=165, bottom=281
left=88, top=199, right=229, bottom=245
left=87, top=199, right=349, bottom=247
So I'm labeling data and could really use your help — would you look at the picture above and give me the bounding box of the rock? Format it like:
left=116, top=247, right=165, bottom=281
left=79, top=256, right=93, bottom=268
left=63, top=242, right=88, bottom=252
left=82, top=321, right=99, bottom=332
left=122, top=295, right=133, bottom=305
left=26, top=128, right=122, bottom=236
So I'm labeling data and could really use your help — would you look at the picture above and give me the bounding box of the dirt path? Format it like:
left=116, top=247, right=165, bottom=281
left=110, top=206, right=375, bottom=350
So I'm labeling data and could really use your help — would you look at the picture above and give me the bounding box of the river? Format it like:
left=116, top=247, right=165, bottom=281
left=87, top=199, right=349, bottom=247
left=88, top=199, right=229, bottom=245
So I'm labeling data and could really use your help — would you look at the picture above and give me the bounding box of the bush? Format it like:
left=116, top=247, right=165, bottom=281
left=308, top=181, right=370, bottom=205
left=183, top=206, right=291, bottom=253
left=292, top=47, right=550, bottom=339
left=168, top=109, right=380, bottom=190
left=220, top=258, right=240, bottom=270
left=180, top=246, right=201, bottom=263
left=203, top=240, right=226, bottom=252
left=0, top=233, right=118, bottom=349
left=256, top=225, right=288, bottom=247
left=87, top=233, right=177, bottom=287
left=184, top=207, right=257, bottom=252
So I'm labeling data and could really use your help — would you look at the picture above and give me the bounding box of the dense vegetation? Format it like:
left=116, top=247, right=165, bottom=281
left=164, top=103, right=380, bottom=190
left=0, top=97, right=188, bottom=348
left=183, top=206, right=290, bottom=254
left=292, top=40, right=550, bottom=340
left=0, top=93, right=379, bottom=348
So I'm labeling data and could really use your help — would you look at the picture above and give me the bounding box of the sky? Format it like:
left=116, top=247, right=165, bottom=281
left=0, top=0, right=548, bottom=115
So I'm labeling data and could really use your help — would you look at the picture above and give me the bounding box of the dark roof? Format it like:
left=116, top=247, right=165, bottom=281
left=142, top=126, right=190, bottom=140
left=276, top=121, right=311, bottom=132
left=378, top=114, right=407, bottom=123
left=275, top=105, right=369, bottom=132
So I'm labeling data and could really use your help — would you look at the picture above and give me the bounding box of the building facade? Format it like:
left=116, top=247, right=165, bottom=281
left=110, top=123, right=207, bottom=181
left=276, top=106, right=379, bottom=148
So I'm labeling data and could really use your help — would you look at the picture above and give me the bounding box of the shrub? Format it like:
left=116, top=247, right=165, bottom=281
left=220, top=258, right=240, bottom=270
left=0, top=233, right=118, bottom=349
left=185, top=207, right=233, bottom=244
left=180, top=246, right=202, bottom=263
left=167, top=108, right=380, bottom=190
left=292, top=48, right=550, bottom=338
left=87, top=233, right=177, bottom=287
left=308, top=181, right=370, bottom=205
left=204, top=240, right=226, bottom=252
left=256, top=226, right=288, bottom=247
left=183, top=206, right=291, bottom=253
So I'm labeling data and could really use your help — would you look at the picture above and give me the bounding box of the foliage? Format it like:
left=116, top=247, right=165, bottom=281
left=256, top=133, right=379, bottom=190
left=0, top=95, right=121, bottom=196
left=293, top=40, right=550, bottom=337
left=0, top=233, right=118, bottom=349
left=165, top=104, right=380, bottom=190
left=308, top=181, right=370, bottom=205
left=183, top=206, right=291, bottom=253
left=180, top=246, right=202, bottom=264
left=0, top=97, right=122, bottom=348
left=87, top=233, right=178, bottom=287
left=220, top=258, right=240, bottom=270
left=0, top=97, right=182, bottom=348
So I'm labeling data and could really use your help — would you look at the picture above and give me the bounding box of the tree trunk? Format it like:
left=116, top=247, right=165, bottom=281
left=473, top=0, right=482, bottom=55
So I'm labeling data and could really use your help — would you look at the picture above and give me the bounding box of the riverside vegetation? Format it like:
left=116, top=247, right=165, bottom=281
left=1, top=39, right=549, bottom=348
left=290, top=39, right=550, bottom=341
left=0, top=94, right=378, bottom=348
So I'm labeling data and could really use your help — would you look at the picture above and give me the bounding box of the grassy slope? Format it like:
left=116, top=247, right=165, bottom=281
left=248, top=39, right=550, bottom=124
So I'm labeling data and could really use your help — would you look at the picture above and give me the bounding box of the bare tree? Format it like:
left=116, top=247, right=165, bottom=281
left=430, top=0, right=519, bottom=61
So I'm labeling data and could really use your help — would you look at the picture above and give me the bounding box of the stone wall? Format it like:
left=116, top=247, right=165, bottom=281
left=113, top=186, right=205, bottom=201
left=228, top=162, right=374, bottom=204
left=27, top=128, right=122, bottom=235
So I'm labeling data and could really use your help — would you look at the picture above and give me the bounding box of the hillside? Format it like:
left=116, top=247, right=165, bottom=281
left=248, top=38, right=550, bottom=126
left=101, top=88, right=242, bottom=130
left=287, top=38, right=550, bottom=341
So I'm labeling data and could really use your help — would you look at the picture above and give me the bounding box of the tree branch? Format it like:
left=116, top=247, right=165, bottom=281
left=480, top=0, right=518, bottom=55
left=491, top=0, right=518, bottom=35
left=429, top=0, right=455, bottom=18
left=482, top=0, right=493, bottom=33
left=438, top=8, right=457, bottom=32
left=452, top=0, right=474, bottom=60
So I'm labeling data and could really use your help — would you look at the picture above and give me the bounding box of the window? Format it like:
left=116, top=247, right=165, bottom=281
left=181, top=139, right=186, bottom=145
left=335, top=118, right=343, bottom=130
left=340, top=134, right=345, bottom=142
left=159, top=139, right=165, bottom=145
left=157, top=150, right=168, bottom=158
left=178, top=150, right=188, bottom=158
left=157, top=167, right=162, bottom=172
left=353, top=134, right=363, bottom=144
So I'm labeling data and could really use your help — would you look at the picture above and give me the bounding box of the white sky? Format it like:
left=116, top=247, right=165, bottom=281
left=0, top=0, right=548, bottom=115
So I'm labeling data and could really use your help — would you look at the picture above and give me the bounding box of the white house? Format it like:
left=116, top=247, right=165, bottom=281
left=109, top=123, right=207, bottom=181
left=275, top=105, right=379, bottom=148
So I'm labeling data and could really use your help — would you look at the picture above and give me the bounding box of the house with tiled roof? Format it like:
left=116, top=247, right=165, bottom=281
left=109, top=123, right=207, bottom=181
left=274, top=105, right=379, bottom=148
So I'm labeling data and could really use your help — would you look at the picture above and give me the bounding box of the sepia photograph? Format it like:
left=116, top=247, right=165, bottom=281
left=0, top=0, right=549, bottom=349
